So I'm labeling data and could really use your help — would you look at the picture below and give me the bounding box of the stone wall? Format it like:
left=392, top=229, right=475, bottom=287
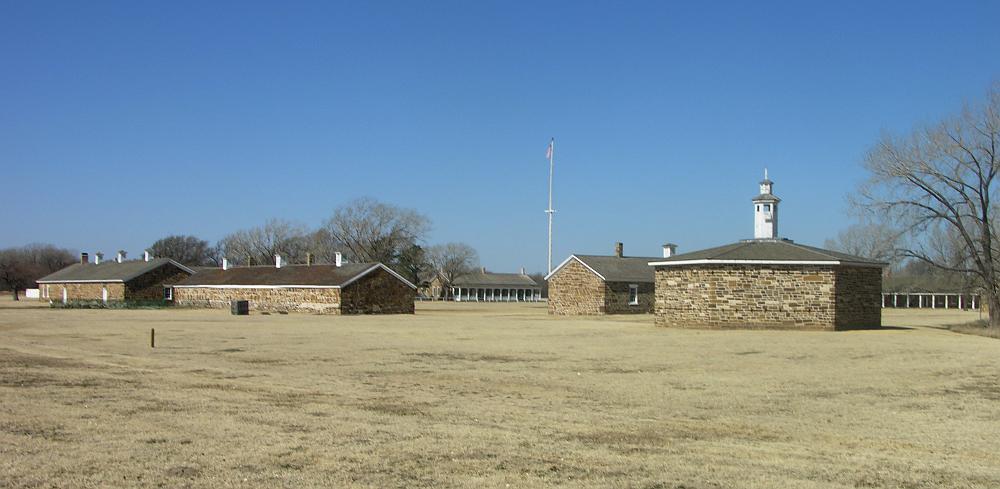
left=340, top=267, right=415, bottom=314
left=654, top=264, right=838, bottom=330
left=605, top=281, right=655, bottom=314
left=548, top=259, right=606, bottom=315
left=41, top=282, right=126, bottom=302
left=834, top=266, right=882, bottom=329
left=125, top=264, right=192, bottom=300
left=174, top=287, right=342, bottom=314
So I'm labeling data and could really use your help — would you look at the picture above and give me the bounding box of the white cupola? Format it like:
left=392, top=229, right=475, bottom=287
left=752, top=169, right=780, bottom=239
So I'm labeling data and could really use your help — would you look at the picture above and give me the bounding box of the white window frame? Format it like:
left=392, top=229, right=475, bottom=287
left=163, top=287, right=173, bottom=301
left=628, top=284, right=639, bottom=305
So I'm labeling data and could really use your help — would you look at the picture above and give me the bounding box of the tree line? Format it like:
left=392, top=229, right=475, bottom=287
left=0, top=197, right=485, bottom=300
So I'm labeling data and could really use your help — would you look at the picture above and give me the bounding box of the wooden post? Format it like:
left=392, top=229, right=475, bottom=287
left=151, top=328, right=155, bottom=348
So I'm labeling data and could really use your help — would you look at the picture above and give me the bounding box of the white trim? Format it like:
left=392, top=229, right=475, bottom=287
left=628, top=283, right=639, bottom=305
left=340, top=263, right=418, bottom=290
left=173, top=284, right=342, bottom=289
left=647, top=258, right=883, bottom=268
left=37, top=279, right=125, bottom=284
left=544, top=255, right=606, bottom=281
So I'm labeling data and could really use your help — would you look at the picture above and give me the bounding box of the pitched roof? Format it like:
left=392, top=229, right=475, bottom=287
left=648, top=239, right=885, bottom=267
left=173, top=263, right=416, bottom=289
left=546, top=254, right=659, bottom=283
left=37, top=258, right=194, bottom=283
left=452, top=271, right=538, bottom=287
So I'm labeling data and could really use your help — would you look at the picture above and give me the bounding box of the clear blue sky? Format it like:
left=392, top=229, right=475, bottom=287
left=3, top=1, right=999, bottom=272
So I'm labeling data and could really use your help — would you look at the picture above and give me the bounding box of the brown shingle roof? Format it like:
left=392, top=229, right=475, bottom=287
left=37, top=258, right=193, bottom=283
left=453, top=271, right=538, bottom=288
left=562, top=255, right=659, bottom=283
left=648, top=239, right=885, bottom=267
left=174, top=263, right=416, bottom=288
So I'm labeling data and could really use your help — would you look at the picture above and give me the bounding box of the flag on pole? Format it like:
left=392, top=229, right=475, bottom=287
left=546, top=139, right=553, bottom=159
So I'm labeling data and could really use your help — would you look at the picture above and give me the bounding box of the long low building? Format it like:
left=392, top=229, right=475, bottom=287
left=451, top=268, right=541, bottom=302
left=37, top=251, right=193, bottom=303
left=546, top=242, right=665, bottom=315
left=172, top=256, right=416, bottom=314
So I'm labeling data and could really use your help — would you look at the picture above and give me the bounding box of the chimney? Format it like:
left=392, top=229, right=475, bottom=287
left=247, top=255, right=253, bottom=267
left=335, top=252, right=342, bottom=267
left=615, top=242, right=624, bottom=258
left=81, top=252, right=89, bottom=265
left=481, top=266, right=487, bottom=273
left=116, top=250, right=126, bottom=263
left=143, top=250, right=151, bottom=262
left=662, top=243, right=678, bottom=258
left=306, top=252, right=312, bottom=266
left=520, top=267, right=525, bottom=275
left=275, top=254, right=282, bottom=269
left=222, top=257, right=228, bottom=271
left=95, top=252, right=103, bottom=265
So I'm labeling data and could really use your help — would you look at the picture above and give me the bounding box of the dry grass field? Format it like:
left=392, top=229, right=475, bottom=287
left=2, top=298, right=999, bottom=488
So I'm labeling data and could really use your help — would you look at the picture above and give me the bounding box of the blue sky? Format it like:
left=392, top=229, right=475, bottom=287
left=2, top=1, right=999, bottom=272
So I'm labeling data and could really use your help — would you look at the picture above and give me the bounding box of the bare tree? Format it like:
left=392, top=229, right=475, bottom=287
left=320, top=197, right=430, bottom=265
left=219, top=219, right=312, bottom=266
left=857, top=83, right=1000, bottom=326
left=148, top=235, right=220, bottom=266
left=824, top=222, right=902, bottom=273
left=427, top=242, right=479, bottom=285
left=0, top=244, right=75, bottom=300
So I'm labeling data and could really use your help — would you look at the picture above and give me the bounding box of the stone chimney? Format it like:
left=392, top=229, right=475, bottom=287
left=80, top=252, right=89, bottom=265
left=520, top=267, right=525, bottom=275
left=275, top=254, right=282, bottom=269
left=222, top=257, right=229, bottom=270
left=306, top=252, right=312, bottom=266
left=95, top=252, right=103, bottom=265
left=481, top=266, right=487, bottom=273
left=116, top=250, right=126, bottom=263
left=662, top=243, right=678, bottom=258
left=335, top=252, right=342, bottom=267
left=615, top=242, right=624, bottom=258
left=143, top=250, right=151, bottom=262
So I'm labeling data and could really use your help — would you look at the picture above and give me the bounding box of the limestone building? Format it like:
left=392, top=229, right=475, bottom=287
left=451, top=268, right=541, bottom=302
left=546, top=242, right=666, bottom=315
left=648, top=174, right=884, bottom=330
left=37, top=251, right=194, bottom=303
left=171, top=254, right=415, bottom=314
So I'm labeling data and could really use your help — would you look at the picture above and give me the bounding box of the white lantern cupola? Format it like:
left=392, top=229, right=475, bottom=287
left=752, top=169, right=780, bottom=239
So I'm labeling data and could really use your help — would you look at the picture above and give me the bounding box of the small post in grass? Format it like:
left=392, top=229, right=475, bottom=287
left=151, top=328, right=155, bottom=348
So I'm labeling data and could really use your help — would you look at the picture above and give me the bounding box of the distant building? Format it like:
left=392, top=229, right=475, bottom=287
left=546, top=242, right=664, bottom=315
left=451, top=268, right=541, bottom=302
left=416, top=270, right=450, bottom=300
left=172, top=254, right=415, bottom=314
left=37, top=251, right=193, bottom=303
left=648, top=174, right=884, bottom=330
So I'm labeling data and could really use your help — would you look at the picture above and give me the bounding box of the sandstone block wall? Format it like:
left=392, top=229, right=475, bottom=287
left=41, top=282, right=126, bottom=302
left=125, top=265, right=191, bottom=300
left=833, top=266, right=882, bottom=329
left=340, top=267, right=415, bottom=314
left=654, top=265, right=838, bottom=330
left=174, top=287, right=343, bottom=314
left=548, top=259, right=606, bottom=315
left=605, top=281, right=655, bottom=314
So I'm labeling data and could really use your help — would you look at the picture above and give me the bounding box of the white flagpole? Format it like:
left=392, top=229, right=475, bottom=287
left=546, top=138, right=555, bottom=274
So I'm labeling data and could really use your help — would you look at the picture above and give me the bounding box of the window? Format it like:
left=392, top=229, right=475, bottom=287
left=628, top=284, right=639, bottom=305
left=763, top=204, right=770, bottom=211
left=163, top=287, right=173, bottom=301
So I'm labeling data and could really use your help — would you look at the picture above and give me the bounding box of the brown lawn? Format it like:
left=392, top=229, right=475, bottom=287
left=1, top=297, right=999, bottom=488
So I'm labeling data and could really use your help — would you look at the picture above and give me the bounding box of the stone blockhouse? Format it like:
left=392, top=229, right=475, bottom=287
left=36, top=252, right=194, bottom=303
left=648, top=174, right=884, bottom=330
left=172, top=261, right=416, bottom=314
left=546, top=243, right=663, bottom=315
left=451, top=268, right=541, bottom=302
